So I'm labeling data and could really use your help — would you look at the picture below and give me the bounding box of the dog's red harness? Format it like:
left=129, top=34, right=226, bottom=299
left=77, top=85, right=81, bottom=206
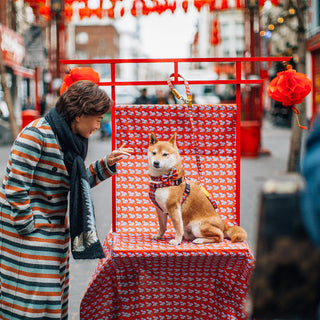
left=149, top=168, right=190, bottom=213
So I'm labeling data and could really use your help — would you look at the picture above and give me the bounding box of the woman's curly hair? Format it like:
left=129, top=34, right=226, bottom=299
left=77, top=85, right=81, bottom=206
left=56, top=80, right=112, bottom=125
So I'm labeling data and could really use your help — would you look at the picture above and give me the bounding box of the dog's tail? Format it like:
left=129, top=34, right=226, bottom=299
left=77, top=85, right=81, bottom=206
left=224, top=224, right=247, bottom=243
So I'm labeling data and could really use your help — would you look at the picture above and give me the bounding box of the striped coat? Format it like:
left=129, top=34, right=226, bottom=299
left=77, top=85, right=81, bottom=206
left=0, top=117, right=115, bottom=320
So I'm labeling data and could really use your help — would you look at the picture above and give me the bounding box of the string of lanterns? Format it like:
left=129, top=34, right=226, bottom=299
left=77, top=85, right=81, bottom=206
left=23, top=0, right=280, bottom=22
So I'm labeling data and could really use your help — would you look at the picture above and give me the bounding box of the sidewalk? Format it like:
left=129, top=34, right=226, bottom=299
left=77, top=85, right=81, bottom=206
left=0, top=119, right=296, bottom=319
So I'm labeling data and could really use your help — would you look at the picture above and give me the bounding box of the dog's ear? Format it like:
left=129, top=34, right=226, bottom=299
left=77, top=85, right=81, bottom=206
left=168, top=132, right=177, bottom=146
left=150, top=132, right=158, bottom=145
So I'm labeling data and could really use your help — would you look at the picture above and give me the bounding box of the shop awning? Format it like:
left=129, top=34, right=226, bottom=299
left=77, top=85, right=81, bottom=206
left=13, top=65, right=35, bottom=79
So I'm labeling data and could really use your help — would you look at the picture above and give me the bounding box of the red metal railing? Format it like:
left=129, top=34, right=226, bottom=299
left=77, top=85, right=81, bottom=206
left=61, top=57, right=290, bottom=231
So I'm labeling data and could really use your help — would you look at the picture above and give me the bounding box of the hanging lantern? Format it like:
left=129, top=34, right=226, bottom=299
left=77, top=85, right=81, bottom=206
left=168, top=1, right=176, bottom=13
left=65, top=0, right=76, bottom=5
left=79, top=6, right=91, bottom=19
left=60, top=67, right=100, bottom=95
left=120, top=6, right=125, bottom=17
left=38, top=5, right=50, bottom=19
left=131, top=1, right=137, bottom=17
left=182, top=0, right=188, bottom=13
left=210, top=18, right=220, bottom=46
left=268, top=65, right=312, bottom=129
left=236, top=0, right=242, bottom=9
left=141, top=1, right=150, bottom=15
left=208, top=0, right=216, bottom=12
left=220, top=0, right=229, bottom=10
left=194, top=0, right=204, bottom=12
left=64, top=6, right=73, bottom=22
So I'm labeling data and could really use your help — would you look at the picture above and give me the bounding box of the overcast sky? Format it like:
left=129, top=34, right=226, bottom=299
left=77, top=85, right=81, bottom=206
left=114, top=5, right=199, bottom=59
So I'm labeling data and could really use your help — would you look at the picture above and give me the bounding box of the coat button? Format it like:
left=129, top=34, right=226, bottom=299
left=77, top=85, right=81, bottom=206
left=52, top=167, right=57, bottom=172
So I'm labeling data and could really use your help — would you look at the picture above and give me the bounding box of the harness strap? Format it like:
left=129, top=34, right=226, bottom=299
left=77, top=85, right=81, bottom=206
left=167, top=73, right=218, bottom=210
left=149, top=179, right=190, bottom=213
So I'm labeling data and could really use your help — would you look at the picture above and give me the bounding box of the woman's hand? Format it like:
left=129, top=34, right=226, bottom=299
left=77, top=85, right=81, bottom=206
left=107, top=143, right=134, bottom=167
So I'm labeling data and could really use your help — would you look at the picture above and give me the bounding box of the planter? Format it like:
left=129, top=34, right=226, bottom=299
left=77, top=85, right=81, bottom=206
left=241, top=121, right=261, bottom=158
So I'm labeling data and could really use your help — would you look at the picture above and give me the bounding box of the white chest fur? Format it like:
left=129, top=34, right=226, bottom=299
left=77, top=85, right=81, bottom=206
left=155, top=187, right=170, bottom=212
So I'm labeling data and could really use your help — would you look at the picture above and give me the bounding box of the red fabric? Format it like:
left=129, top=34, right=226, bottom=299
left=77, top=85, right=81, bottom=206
left=60, top=67, right=100, bottom=95
left=80, top=104, right=255, bottom=319
left=267, top=68, right=312, bottom=106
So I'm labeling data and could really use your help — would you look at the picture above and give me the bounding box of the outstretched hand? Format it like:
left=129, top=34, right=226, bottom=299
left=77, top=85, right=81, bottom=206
left=107, top=143, right=134, bottom=167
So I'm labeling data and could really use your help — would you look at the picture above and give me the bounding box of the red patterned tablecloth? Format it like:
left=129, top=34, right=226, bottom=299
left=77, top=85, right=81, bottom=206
left=80, top=233, right=254, bottom=319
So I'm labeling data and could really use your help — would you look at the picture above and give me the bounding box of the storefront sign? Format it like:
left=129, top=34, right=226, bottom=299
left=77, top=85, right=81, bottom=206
left=0, top=24, right=25, bottom=68
left=23, top=25, right=45, bottom=68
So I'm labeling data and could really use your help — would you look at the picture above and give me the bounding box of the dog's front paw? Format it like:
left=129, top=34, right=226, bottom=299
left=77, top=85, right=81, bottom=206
left=169, top=239, right=181, bottom=246
left=151, top=234, right=162, bottom=240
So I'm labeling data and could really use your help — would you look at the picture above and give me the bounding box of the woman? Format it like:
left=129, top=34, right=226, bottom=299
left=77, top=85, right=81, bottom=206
left=0, top=79, right=132, bottom=319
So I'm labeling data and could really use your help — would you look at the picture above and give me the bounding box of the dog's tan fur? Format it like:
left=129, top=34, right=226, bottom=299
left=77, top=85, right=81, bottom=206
left=148, top=132, right=247, bottom=246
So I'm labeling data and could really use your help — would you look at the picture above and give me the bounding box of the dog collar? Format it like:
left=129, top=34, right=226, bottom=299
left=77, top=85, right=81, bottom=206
left=149, top=167, right=182, bottom=185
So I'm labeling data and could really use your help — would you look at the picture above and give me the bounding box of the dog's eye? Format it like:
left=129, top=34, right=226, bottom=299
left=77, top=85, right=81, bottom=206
left=163, top=153, right=168, bottom=157
left=152, top=151, right=156, bottom=155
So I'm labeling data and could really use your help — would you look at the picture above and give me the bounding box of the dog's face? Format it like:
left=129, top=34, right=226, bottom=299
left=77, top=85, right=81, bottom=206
left=148, top=133, right=180, bottom=177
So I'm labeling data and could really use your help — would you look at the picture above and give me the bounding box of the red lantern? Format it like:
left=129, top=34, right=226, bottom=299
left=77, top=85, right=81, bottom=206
left=120, top=6, right=125, bottom=17
left=107, top=7, right=114, bottom=18
left=182, top=0, right=188, bottom=13
left=79, top=6, right=92, bottom=19
left=268, top=65, right=312, bottom=129
left=236, top=0, right=242, bottom=8
left=210, top=18, right=220, bottom=46
left=168, top=1, right=176, bottom=13
left=208, top=0, right=216, bottom=11
left=131, top=1, right=137, bottom=17
left=194, top=0, right=204, bottom=12
left=60, top=67, right=100, bottom=95
left=38, top=5, right=50, bottom=19
left=141, top=1, right=150, bottom=15
left=220, top=0, right=229, bottom=10
left=64, top=6, right=73, bottom=22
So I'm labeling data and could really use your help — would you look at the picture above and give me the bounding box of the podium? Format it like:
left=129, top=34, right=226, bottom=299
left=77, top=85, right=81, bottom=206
left=80, top=103, right=255, bottom=320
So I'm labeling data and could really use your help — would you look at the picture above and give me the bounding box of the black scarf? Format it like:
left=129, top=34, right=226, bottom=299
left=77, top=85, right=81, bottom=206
left=45, top=107, right=105, bottom=259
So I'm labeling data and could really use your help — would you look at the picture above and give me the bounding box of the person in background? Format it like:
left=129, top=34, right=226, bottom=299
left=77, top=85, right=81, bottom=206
left=151, top=89, right=169, bottom=104
left=22, top=96, right=34, bottom=111
left=134, top=88, right=151, bottom=104
left=0, top=69, right=133, bottom=320
left=40, top=94, right=47, bottom=116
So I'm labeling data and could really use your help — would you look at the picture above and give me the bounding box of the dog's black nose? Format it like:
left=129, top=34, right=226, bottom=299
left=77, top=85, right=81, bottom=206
left=153, top=161, right=160, bottom=168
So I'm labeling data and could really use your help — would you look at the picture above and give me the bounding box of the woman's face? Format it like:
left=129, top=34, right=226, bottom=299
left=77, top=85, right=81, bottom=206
left=71, top=114, right=104, bottom=138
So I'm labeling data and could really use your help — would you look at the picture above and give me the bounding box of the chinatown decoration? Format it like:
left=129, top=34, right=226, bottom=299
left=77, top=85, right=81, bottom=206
left=28, top=0, right=280, bottom=22
left=268, top=65, right=312, bottom=130
left=60, top=67, right=100, bottom=95
left=210, top=18, right=220, bottom=46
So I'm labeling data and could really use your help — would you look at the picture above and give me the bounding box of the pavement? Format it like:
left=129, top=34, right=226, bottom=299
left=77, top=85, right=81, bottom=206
left=0, top=118, right=301, bottom=319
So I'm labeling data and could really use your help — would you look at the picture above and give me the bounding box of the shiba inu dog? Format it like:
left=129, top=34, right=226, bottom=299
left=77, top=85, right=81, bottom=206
left=148, top=132, right=247, bottom=246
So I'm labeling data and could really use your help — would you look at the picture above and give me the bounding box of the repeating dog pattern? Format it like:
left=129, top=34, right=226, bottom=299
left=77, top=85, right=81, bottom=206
left=80, top=104, right=255, bottom=319
left=115, top=104, right=238, bottom=232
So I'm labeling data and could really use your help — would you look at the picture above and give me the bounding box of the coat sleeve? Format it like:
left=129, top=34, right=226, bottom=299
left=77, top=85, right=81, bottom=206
left=4, top=126, right=44, bottom=235
left=87, top=157, right=116, bottom=188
